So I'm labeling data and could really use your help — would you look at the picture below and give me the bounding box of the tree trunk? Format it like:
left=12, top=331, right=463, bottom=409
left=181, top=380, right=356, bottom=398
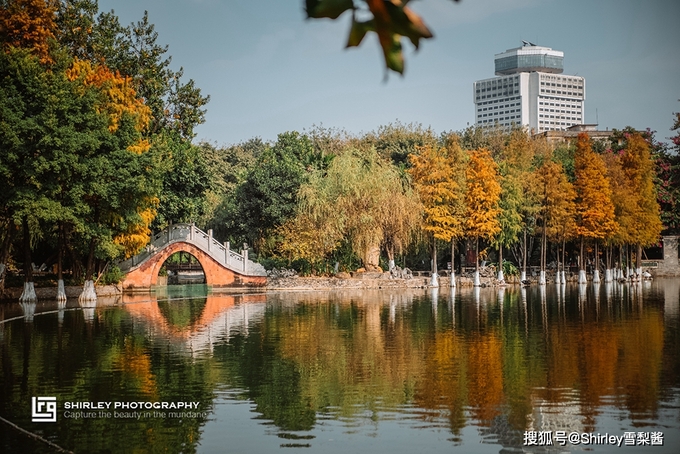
left=386, top=243, right=395, bottom=270
left=578, top=236, right=587, bottom=284
left=57, top=223, right=66, bottom=303
left=19, top=217, right=37, bottom=302
left=0, top=221, right=13, bottom=292
left=497, top=245, right=504, bottom=282
left=450, top=239, right=456, bottom=287
left=430, top=237, right=438, bottom=287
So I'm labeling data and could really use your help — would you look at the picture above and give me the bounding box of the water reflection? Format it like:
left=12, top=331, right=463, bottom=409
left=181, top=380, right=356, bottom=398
left=0, top=281, right=678, bottom=453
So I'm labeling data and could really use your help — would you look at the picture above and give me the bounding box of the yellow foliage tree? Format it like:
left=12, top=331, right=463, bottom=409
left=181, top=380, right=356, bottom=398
left=408, top=141, right=467, bottom=276
left=573, top=133, right=618, bottom=272
left=536, top=160, right=576, bottom=275
left=464, top=149, right=502, bottom=271
left=65, top=58, right=151, bottom=135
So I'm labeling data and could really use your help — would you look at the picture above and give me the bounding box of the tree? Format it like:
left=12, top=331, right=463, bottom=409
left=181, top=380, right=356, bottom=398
left=231, top=132, right=322, bottom=250
left=408, top=140, right=466, bottom=283
left=536, top=160, right=576, bottom=281
left=464, top=149, right=501, bottom=280
left=490, top=130, right=537, bottom=281
left=573, top=133, right=617, bottom=280
left=280, top=147, right=417, bottom=272
left=0, top=0, right=58, bottom=64
left=656, top=112, right=680, bottom=234
left=619, top=133, right=663, bottom=271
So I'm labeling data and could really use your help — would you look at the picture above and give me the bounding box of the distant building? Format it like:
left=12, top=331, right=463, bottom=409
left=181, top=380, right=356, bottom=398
left=473, top=43, right=585, bottom=132
left=536, top=124, right=615, bottom=145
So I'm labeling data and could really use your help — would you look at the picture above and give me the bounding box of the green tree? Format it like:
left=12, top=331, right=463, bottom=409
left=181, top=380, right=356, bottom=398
left=231, top=132, right=322, bottom=250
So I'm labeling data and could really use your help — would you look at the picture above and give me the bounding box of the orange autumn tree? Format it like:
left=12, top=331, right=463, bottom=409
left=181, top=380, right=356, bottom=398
left=408, top=141, right=466, bottom=284
left=619, top=133, right=663, bottom=273
left=66, top=58, right=157, bottom=258
left=464, top=149, right=501, bottom=280
left=573, top=133, right=617, bottom=281
left=0, top=0, right=58, bottom=64
left=536, top=160, right=576, bottom=282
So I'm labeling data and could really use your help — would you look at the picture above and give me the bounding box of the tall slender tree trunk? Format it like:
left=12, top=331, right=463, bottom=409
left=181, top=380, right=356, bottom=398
left=593, top=241, right=601, bottom=283
left=57, top=223, right=66, bottom=303
left=19, top=217, right=37, bottom=302
left=450, top=239, right=456, bottom=287
left=521, top=228, right=527, bottom=281
left=430, top=236, right=438, bottom=287
left=0, top=221, right=13, bottom=293
left=578, top=236, right=587, bottom=284
left=80, top=238, right=98, bottom=302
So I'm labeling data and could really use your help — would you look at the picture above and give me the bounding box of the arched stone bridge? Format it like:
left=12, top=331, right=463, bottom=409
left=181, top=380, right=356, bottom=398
left=118, top=223, right=267, bottom=291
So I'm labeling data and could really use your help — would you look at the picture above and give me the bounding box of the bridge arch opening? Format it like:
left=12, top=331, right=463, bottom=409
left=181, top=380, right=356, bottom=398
left=159, top=251, right=206, bottom=285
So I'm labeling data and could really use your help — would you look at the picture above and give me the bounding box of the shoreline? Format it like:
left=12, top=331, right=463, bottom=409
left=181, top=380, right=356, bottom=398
left=0, top=272, right=662, bottom=301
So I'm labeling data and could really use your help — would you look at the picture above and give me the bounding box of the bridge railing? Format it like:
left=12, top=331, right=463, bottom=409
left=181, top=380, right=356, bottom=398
left=118, top=223, right=266, bottom=276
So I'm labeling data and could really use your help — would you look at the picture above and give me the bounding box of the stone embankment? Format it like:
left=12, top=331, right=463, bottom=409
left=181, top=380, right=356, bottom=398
left=1, top=284, right=121, bottom=300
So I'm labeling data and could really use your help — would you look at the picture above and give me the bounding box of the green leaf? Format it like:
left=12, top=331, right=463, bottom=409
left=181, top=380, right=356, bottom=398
left=346, top=19, right=374, bottom=48
left=306, top=0, right=354, bottom=19
left=382, top=35, right=404, bottom=75
left=384, top=3, right=433, bottom=50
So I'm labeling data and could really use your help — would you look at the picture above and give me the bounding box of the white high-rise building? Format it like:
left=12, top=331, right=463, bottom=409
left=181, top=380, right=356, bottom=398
left=473, top=43, right=585, bottom=132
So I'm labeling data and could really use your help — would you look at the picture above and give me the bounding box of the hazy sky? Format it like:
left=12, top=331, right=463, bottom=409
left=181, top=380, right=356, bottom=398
left=97, top=0, right=680, bottom=146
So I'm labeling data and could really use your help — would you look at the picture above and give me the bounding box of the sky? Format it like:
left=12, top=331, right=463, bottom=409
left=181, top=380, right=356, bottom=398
left=96, top=0, right=680, bottom=146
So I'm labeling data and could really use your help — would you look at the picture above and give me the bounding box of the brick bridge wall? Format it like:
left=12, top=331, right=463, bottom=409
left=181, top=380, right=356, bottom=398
left=121, top=241, right=266, bottom=291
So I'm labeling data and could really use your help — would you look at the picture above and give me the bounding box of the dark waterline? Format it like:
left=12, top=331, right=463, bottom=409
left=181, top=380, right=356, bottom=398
left=1, top=280, right=679, bottom=453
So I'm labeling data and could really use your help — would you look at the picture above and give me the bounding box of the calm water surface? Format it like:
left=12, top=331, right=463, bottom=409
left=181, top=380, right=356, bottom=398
left=1, top=280, right=679, bottom=453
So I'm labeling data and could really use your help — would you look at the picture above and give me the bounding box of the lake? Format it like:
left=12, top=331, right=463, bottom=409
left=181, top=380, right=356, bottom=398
left=1, top=280, right=679, bottom=453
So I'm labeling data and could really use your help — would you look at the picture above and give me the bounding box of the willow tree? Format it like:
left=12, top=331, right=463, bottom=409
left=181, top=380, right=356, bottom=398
left=408, top=141, right=466, bottom=286
left=573, top=133, right=618, bottom=283
left=464, top=149, right=501, bottom=286
left=280, top=148, right=417, bottom=273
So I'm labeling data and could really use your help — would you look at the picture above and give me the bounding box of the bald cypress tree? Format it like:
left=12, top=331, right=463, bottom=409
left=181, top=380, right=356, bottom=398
left=464, top=148, right=501, bottom=285
left=573, top=133, right=618, bottom=282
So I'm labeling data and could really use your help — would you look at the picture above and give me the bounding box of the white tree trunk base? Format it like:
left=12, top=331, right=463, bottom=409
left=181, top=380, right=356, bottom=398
left=388, top=259, right=395, bottom=271
left=520, top=270, right=526, bottom=281
left=430, top=273, right=439, bottom=288
left=79, top=280, right=97, bottom=302
left=578, top=270, right=587, bottom=284
left=57, top=279, right=67, bottom=303
left=592, top=269, right=601, bottom=284
left=555, top=271, right=562, bottom=285
left=19, top=282, right=37, bottom=302
left=497, top=269, right=504, bottom=284
left=604, top=269, right=612, bottom=283
left=561, top=270, right=567, bottom=284
left=473, top=270, right=481, bottom=287
left=450, top=272, right=456, bottom=287
left=539, top=270, right=546, bottom=285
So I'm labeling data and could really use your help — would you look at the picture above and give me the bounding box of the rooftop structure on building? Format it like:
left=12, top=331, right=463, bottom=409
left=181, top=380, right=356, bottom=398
left=474, top=43, right=585, bottom=133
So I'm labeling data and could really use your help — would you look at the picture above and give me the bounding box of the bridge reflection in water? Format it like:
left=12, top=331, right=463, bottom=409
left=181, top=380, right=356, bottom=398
left=122, top=290, right=267, bottom=356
